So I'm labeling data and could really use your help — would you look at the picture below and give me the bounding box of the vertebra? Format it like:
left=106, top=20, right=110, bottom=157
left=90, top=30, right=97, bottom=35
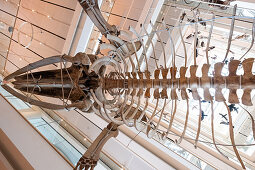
left=102, top=58, right=254, bottom=106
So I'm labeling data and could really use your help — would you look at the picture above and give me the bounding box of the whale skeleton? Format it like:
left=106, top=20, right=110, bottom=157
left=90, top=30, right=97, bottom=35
left=2, top=0, right=255, bottom=169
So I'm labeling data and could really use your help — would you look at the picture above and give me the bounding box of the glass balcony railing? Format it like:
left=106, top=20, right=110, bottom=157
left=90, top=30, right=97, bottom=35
left=135, top=115, right=216, bottom=170
left=29, top=118, right=82, bottom=166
